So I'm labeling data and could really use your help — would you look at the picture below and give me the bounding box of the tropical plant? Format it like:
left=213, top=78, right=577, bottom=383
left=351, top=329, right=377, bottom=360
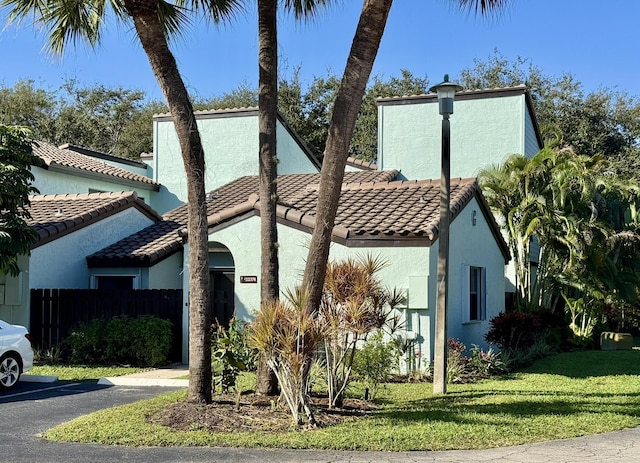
left=249, top=289, right=321, bottom=426
left=0, top=125, right=41, bottom=275
left=254, top=0, right=331, bottom=397
left=0, top=0, right=250, bottom=403
left=211, top=319, right=258, bottom=393
left=479, top=147, right=640, bottom=317
left=352, top=330, right=399, bottom=401
left=300, top=0, right=395, bottom=315
left=318, top=254, right=404, bottom=408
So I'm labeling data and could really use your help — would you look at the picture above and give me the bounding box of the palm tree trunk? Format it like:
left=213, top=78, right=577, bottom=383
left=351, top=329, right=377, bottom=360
left=125, top=0, right=212, bottom=404
left=301, top=0, right=393, bottom=313
left=256, top=0, right=280, bottom=396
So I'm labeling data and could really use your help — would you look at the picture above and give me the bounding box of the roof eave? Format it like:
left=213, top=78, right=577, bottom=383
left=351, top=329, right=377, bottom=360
left=48, top=163, right=160, bottom=192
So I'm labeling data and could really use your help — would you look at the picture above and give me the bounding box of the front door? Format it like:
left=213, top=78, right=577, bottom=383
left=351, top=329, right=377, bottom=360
left=210, top=269, right=235, bottom=328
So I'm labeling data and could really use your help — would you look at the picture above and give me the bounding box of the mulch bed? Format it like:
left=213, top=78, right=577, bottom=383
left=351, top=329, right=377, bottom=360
left=148, top=393, right=376, bottom=433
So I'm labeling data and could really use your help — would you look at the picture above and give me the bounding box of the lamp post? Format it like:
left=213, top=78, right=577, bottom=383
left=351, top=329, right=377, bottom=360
left=429, top=75, right=463, bottom=395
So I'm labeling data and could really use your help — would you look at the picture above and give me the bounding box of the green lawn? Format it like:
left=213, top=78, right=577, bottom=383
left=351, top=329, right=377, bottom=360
left=43, top=349, right=640, bottom=451
left=29, top=365, right=143, bottom=381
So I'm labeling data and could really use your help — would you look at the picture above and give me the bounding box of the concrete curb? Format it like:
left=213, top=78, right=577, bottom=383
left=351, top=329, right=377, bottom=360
left=98, top=376, right=189, bottom=387
left=20, top=374, right=59, bottom=383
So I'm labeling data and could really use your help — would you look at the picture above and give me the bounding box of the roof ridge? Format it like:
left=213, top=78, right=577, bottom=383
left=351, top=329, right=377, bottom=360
left=376, top=85, right=528, bottom=102
left=30, top=191, right=136, bottom=201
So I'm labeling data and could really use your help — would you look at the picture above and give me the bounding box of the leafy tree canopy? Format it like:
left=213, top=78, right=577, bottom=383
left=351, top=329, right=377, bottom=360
left=0, top=79, right=159, bottom=160
left=0, top=125, right=42, bottom=275
left=3, top=50, right=638, bottom=172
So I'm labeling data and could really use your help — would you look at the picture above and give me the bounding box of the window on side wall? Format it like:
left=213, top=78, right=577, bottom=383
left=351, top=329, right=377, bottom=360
left=468, top=266, right=486, bottom=321
left=92, top=275, right=138, bottom=290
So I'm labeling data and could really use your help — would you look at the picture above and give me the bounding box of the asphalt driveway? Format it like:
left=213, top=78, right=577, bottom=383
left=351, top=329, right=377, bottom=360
left=1, top=379, right=639, bottom=463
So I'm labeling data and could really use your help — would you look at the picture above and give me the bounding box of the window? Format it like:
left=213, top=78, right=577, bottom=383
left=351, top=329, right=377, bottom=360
left=92, top=275, right=138, bottom=290
left=468, top=266, right=486, bottom=321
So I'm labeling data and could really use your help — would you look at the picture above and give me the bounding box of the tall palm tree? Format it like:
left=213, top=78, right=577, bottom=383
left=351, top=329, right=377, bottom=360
left=301, top=0, right=509, bottom=314
left=256, top=0, right=279, bottom=396
left=1, top=0, right=246, bottom=404
left=255, top=0, right=331, bottom=396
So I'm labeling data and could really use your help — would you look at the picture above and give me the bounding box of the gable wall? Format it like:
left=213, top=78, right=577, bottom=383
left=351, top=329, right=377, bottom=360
left=30, top=208, right=155, bottom=289
left=32, top=167, right=156, bottom=205
left=152, top=115, right=319, bottom=214
left=378, top=94, right=529, bottom=181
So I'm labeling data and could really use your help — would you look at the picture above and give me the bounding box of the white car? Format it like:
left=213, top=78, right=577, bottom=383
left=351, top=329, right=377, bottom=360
left=0, top=319, right=34, bottom=389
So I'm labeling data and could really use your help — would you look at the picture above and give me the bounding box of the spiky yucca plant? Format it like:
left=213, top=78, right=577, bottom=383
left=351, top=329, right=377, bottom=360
left=319, top=254, right=404, bottom=408
left=249, top=289, right=321, bottom=426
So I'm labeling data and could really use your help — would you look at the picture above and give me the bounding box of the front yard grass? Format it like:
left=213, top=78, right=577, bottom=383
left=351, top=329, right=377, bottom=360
left=43, top=348, right=640, bottom=451
left=29, top=365, right=143, bottom=381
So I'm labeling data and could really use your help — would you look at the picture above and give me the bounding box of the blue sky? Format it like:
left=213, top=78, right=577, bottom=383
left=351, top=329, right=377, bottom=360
left=1, top=0, right=639, bottom=101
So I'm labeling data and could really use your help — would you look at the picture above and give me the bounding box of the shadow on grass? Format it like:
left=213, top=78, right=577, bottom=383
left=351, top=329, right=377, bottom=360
left=521, top=349, right=640, bottom=378
left=372, top=389, right=640, bottom=426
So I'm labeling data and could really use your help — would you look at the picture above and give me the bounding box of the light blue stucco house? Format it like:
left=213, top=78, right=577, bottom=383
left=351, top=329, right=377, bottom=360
left=2, top=85, right=542, bottom=369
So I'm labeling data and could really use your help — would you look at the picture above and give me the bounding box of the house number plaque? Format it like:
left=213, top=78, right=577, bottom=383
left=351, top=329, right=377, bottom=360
left=240, top=276, right=258, bottom=284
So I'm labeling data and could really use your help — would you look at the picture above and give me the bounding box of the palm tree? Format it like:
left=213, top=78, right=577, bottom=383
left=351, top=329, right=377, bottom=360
left=1, top=0, right=246, bottom=404
left=255, top=0, right=332, bottom=396
left=256, top=0, right=279, bottom=396
left=301, top=0, right=509, bottom=314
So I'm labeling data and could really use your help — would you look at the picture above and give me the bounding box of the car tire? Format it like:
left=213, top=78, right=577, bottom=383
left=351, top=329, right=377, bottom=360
left=0, top=354, right=22, bottom=389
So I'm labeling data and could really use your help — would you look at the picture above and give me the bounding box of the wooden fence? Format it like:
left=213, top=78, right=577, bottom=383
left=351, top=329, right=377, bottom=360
left=30, top=288, right=184, bottom=361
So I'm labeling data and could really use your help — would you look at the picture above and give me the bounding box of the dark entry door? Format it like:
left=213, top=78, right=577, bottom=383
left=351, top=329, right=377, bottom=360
left=210, top=269, right=235, bottom=328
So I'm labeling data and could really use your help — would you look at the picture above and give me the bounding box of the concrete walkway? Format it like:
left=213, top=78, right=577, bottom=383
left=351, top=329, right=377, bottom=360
left=97, top=363, right=189, bottom=387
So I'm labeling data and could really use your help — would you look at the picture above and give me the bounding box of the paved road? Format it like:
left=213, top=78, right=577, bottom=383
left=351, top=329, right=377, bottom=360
left=1, top=380, right=639, bottom=463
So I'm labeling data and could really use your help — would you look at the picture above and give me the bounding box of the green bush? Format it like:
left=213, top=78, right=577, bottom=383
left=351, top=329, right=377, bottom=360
left=66, top=318, right=109, bottom=364
left=65, top=315, right=173, bottom=367
left=352, top=331, right=399, bottom=400
left=212, top=319, right=258, bottom=393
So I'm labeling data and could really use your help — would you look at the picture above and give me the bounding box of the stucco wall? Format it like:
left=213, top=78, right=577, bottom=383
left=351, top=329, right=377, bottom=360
left=445, top=197, right=506, bottom=351
left=31, top=167, right=156, bottom=204
left=148, top=252, right=184, bottom=289
left=378, top=94, right=528, bottom=180
left=30, top=208, right=156, bottom=289
left=0, top=256, right=30, bottom=327
left=152, top=115, right=318, bottom=214
left=193, top=199, right=505, bottom=366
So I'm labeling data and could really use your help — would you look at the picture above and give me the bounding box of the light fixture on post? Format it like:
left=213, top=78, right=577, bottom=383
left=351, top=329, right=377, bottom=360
left=429, top=74, right=463, bottom=395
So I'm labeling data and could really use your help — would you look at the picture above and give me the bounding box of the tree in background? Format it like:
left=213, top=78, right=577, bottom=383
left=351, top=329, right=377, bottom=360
left=0, top=125, right=42, bottom=275
left=0, top=79, right=159, bottom=159
left=479, top=147, right=640, bottom=342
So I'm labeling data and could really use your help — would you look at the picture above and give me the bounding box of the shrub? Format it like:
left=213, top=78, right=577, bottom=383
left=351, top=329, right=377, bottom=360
left=66, top=318, right=109, bottom=364
left=468, top=344, right=505, bottom=376
left=319, top=254, right=404, bottom=408
left=65, top=315, right=173, bottom=367
left=352, top=331, right=399, bottom=400
left=484, top=311, right=546, bottom=351
left=446, top=338, right=469, bottom=384
left=212, top=319, right=258, bottom=393
left=249, top=290, right=322, bottom=426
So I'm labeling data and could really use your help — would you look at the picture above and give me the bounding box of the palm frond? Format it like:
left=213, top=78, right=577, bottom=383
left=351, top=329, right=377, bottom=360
left=184, top=0, right=247, bottom=23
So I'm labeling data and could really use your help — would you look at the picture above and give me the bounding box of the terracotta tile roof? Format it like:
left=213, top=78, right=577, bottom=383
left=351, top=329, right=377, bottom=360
left=87, top=170, right=399, bottom=267
left=26, top=191, right=162, bottom=248
left=277, top=178, right=504, bottom=245
left=346, top=157, right=377, bottom=171
left=87, top=171, right=511, bottom=267
left=33, top=141, right=159, bottom=190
